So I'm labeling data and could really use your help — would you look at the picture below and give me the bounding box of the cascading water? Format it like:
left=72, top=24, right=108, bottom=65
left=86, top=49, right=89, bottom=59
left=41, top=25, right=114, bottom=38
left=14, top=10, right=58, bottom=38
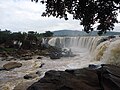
left=48, top=36, right=105, bottom=68
left=48, top=36, right=120, bottom=66
left=100, top=39, right=120, bottom=65
left=48, top=36, right=103, bottom=53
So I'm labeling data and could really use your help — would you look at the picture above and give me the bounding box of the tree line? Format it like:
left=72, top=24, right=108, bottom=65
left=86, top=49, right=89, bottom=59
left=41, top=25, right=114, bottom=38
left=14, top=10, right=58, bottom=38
left=0, top=29, right=53, bottom=50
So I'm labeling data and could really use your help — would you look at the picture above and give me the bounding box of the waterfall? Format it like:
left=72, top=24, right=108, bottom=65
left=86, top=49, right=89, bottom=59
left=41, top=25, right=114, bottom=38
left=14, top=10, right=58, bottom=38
left=100, top=39, right=120, bottom=65
left=48, top=36, right=120, bottom=66
left=48, top=36, right=103, bottom=52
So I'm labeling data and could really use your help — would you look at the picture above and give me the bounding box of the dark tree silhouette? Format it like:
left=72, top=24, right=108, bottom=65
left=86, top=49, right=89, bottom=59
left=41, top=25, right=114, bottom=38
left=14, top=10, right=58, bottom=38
left=31, top=0, right=120, bottom=35
left=0, top=30, right=11, bottom=44
left=43, top=31, right=53, bottom=37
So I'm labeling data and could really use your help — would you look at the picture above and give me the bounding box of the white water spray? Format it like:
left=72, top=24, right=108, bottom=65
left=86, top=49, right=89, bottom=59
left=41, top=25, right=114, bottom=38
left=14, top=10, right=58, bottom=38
left=48, top=36, right=103, bottom=53
left=49, top=36, right=120, bottom=66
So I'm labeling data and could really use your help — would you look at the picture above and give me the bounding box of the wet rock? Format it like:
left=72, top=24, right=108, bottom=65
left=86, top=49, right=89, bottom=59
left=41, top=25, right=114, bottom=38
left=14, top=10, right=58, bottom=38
left=24, top=75, right=33, bottom=79
left=0, top=67, right=5, bottom=71
left=89, top=64, right=101, bottom=69
left=49, top=47, right=76, bottom=59
left=24, top=73, right=39, bottom=80
left=37, top=56, right=42, bottom=59
left=36, top=71, right=42, bottom=76
left=27, top=69, right=100, bottom=90
left=39, top=63, right=45, bottom=68
left=27, top=64, right=120, bottom=90
left=97, top=64, right=120, bottom=90
left=3, top=62, right=22, bottom=70
left=62, top=48, right=75, bottom=57
left=48, top=46, right=62, bottom=59
left=49, top=52, right=61, bottom=59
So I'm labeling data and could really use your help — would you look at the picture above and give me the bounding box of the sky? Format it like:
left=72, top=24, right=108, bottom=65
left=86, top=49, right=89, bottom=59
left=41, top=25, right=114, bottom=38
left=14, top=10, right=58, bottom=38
left=0, top=0, right=120, bottom=33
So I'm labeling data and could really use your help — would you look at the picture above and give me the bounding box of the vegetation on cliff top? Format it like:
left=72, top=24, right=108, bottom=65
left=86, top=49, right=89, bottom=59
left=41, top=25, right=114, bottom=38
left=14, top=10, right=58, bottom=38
left=0, top=30, right=53, bottom=56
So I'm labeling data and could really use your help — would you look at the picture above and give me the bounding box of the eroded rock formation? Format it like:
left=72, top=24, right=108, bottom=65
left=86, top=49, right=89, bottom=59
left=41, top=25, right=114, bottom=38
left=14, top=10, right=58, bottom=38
left=27, top=64, right=120, bottom=90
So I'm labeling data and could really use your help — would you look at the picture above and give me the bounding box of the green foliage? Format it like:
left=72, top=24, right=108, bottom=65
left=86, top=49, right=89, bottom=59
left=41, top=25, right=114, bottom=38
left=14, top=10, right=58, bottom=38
left=32, top=0, right=120, bottom=35
left=0, top=47, right=15, bottom=53
left=0, top=30, right=53, bottom=50
left=0, top=30, right=11, bottom=44
left=3, top=48, right=15, bottom=52
left=39, top=31, right=53, bottom=37
left=43, top=31, right=53, bottom=37
left=11, top=32, right=25, bottom=41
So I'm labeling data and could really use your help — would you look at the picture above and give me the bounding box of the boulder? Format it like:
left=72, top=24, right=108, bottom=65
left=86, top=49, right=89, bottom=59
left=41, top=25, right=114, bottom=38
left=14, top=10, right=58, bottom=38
left=62, top=48, right=75, bottom=57
left=39, top=63, right=45, bottom=68
left=24, top=73, right=38, bottom=80
left=24, top=75, right=34, bottom=80
left=37, top=57, right=42, bottom=59
left=27, top=64, right=120, bottom=90
left=49, top=52, right=61, bottom=59
left=97, top=64, right=120, bottom=90
left=27, top=69, right=100, bottom=90
left=24, top=71, right=42, bottom=80
left=36, top=71, right=42, bottom=76
left=3, top=62, right=22, bottom=70
left=0, top=67, right=5, bottom=71
left=48, top=46, right=62, bottom=59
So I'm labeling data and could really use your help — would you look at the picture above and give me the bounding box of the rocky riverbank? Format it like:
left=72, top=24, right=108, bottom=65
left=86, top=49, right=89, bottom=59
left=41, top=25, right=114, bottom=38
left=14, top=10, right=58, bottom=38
left=27, top=64, right=120, bottom=90
left=0, top=55, right=44, bottom=90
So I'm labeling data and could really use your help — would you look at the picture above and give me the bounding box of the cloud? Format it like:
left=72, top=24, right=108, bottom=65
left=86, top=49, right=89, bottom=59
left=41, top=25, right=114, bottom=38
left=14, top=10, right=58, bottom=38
left=0, top=0, right=120, bottom=33
left=0, top=0, right=83, bottom=33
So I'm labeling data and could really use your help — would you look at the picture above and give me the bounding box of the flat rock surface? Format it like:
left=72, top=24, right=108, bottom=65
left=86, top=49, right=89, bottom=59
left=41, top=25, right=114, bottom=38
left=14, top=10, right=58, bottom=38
left=27, top=69, right=100, bottom=90
left=3, top=62, right=22, bottom=70
left=27, top=64, right=120, bottom=90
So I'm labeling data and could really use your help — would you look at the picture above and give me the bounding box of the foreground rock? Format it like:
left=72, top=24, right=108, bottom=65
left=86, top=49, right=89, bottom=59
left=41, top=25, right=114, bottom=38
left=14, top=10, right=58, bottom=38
left=27, top=64, right=120, bottom=90
left=24, top=71, right=41, bottom=80
left=3, top=62, right=22, bottom=70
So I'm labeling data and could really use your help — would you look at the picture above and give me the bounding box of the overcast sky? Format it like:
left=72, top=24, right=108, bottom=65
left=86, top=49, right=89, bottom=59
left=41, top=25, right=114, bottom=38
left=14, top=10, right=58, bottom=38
left=0, top=0, right=120, bottom=33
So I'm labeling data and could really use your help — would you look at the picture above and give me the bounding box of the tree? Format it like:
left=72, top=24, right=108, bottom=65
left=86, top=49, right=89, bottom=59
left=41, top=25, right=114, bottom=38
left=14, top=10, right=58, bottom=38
left=31, top=0, right=120, bottom=35
left=0, top=30, right=11, bottom=44
left=27, top=31, right=38, bottom=42
left=43, top=31, right=53, bottom=37
left=11, top=32, right=24, bottom=41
